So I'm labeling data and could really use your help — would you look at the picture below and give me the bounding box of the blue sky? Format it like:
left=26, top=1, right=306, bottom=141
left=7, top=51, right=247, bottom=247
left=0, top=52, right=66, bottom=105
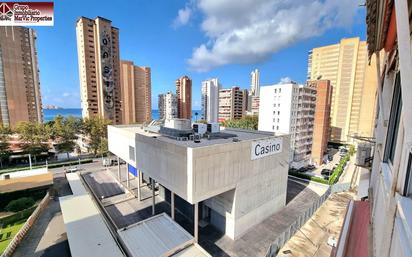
left=34, top=0, right=366, bottom=109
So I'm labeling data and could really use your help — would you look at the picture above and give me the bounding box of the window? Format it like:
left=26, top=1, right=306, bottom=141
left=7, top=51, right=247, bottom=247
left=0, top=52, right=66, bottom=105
left=384, top=73, right=402, bottom=165
left=129, top=146, right=135, bottom=161
left=278, top=111, right=280, bottom=115
left=274, top=89, right=277, bottom=93
left=404, top=151, right=412, bottom=196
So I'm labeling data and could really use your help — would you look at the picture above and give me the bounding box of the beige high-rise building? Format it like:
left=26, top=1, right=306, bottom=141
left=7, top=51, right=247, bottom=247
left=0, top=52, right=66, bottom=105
left=120, top=60, right=151, bottom=124
left=308, top=37, right=378, bottom=143
left=0, top=26, right=43, bottom=127
left=175, top=76, right=192, bottom=119
left=76, top=16, right=122, bottom=124
left=218, top=86, right=244, bottom=122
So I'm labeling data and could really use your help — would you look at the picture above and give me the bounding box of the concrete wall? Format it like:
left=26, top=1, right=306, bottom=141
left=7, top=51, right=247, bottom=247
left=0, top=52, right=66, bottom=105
left=197, top=135, right=290, bottom=239
left=108, top=126, right=137, bottom=168
left=134, top=134, right=189, bottom=200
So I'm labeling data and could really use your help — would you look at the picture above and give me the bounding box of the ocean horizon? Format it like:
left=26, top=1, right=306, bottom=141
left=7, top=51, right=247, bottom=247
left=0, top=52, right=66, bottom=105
left=43, top=108, right=202, bottom=122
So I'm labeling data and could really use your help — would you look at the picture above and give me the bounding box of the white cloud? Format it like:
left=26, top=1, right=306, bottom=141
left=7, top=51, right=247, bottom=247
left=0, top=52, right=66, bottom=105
left=279, top=77, right=292, bottom=84
left=173, top=5, right=193, bottom=28
left=187, top=0, right=358, bottom=72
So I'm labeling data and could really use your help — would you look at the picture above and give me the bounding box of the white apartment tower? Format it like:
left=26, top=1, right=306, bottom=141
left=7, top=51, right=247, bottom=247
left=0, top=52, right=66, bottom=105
left=258, top=83, right=316, bottom=168
left=250, top=69, right=260, bottom=97
left=158, top=92, right=177, bottom=121
left=201, top=78, right=220, bottom=123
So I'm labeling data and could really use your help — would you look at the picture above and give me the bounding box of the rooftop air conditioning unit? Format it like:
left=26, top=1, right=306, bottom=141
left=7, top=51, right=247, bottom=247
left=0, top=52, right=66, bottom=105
left=193, top=123, right=207, bottom=136
left=207, top=123, right=220, bottom=133
left=356, top=143, right=372, bottom=166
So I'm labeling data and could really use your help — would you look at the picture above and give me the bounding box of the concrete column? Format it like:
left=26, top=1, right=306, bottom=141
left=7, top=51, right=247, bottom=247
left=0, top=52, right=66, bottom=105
left=171, top=192, right=175, bottom=220
left=117, top=157, right=121, bottom=181
left=126, top=167, right=130, bottom=188
left=137, top=170, right=141, bottom=201
left=152, top=179, right=155, bottom=215
left=194, top=202, right=199, bottom=243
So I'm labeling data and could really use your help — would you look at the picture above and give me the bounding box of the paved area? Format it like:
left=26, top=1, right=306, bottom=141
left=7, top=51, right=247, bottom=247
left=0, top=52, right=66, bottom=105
left=278, top=192, right=354, bottom=257
left=83, top=170, right=125, bottom=199
left=12, top=169, right=73, bottom=257
left=308, top=149, right=340, bottom=177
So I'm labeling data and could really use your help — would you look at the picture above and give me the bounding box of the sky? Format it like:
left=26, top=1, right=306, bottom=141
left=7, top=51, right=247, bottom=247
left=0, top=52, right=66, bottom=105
left=34, top=0, right=367, bottom=110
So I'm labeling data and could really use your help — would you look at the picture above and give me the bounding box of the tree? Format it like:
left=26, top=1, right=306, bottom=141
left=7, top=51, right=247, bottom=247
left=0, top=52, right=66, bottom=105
left=0, top=125, right=12, bottom=168
left=52, top=116, right=81, bottom=160
left=82, top=116, right=111, bottom=156
left=16, top=122, right=51, bottom=164
left=222, top=115, right=258, bottom=130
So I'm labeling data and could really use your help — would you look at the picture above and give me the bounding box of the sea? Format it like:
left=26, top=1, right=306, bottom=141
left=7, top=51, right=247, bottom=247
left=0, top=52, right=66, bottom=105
left=43, top=108, right=202, bottom=122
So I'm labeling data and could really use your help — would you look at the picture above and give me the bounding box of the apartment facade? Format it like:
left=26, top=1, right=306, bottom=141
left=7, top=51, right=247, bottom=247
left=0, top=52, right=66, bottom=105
left=158, top=92, right=177, bottom=121
left=119, top=60, right=151, bottom=124
left=308, top=37, right=378, bottom=143
left=175, top=75, right=192, bottom=119
left=309, top=80, right=332, bottom=166
left=218, top=86, right=244, bottom=122
left=363, top=0, right=412, bottom=256
left=201, top=78, right=220, bottom=123
left=0, top=26, right=43, bottom=126
left=76, top=16, right=122, bottom=124
left=258, top=83, right=316, bottom=168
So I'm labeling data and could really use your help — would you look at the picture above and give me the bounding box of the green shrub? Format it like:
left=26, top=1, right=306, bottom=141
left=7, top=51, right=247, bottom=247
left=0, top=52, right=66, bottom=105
left=5, top=197, right=35, bottom=212
left=288, top=171, right=329, bottom=185
left=0, top=206, right=36, bottom=228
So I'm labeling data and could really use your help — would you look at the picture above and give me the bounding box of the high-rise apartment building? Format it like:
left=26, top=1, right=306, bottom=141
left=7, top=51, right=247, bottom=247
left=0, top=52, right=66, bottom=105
left=242, top=89, right=249, bottom=116
left=258, top=83, right=316, bottom=168
left=307, top=37, right=377, bottom=143
left=308, top=80, right=332, bottom=166
left=218, top=86, right=244, bottom=122
left=158, top=92, right=177, bottom=120
left=119, top=60, right=151, bottom=124
left=0, top=26, right=43, bottom=127
left=250, top=96, right=260, bottom=115
left=201, top=78, right=220, bottom=123
left=250, top=69, right=260, bottom=97
left=76, top=16, right=122, bottom=124
left=175, top=76, right=192, bottom=119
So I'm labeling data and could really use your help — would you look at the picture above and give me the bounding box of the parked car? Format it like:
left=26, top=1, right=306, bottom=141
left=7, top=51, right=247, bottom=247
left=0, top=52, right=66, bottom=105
left=305, top=164, right=314, bottom=170
left=321, top=169, right=332, bottom=175
left=297, top=167, right=308, bottom=173
left=66, top=167, right=79, bottom=173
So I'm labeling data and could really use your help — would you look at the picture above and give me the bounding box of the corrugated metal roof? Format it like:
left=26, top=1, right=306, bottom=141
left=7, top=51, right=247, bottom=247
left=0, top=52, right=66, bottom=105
left=66, top=173, right=88, bottom=196
left=60, top=194, right=124, bottom=257
left=118, top=213, right=198, bottom=257
left=171, top=244, right=211, bottom=257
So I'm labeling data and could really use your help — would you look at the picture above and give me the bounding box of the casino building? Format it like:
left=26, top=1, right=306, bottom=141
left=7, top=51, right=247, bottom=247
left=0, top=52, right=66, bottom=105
left=108, top=120, right=289, bottom=240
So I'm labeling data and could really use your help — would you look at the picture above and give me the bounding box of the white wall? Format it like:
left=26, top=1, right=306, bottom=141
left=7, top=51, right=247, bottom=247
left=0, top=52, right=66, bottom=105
left=108, top=126, right=137, bottom=167
left=258, top=84, right=294, bottom=133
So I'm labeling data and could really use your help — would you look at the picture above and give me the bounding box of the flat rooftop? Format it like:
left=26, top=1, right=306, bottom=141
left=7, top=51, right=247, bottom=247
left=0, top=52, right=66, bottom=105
left=112, top=125, right=278, bottom=148
left=118, top=213, right=210, bottom=257
left=60, top=194, right=123, bottom=257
